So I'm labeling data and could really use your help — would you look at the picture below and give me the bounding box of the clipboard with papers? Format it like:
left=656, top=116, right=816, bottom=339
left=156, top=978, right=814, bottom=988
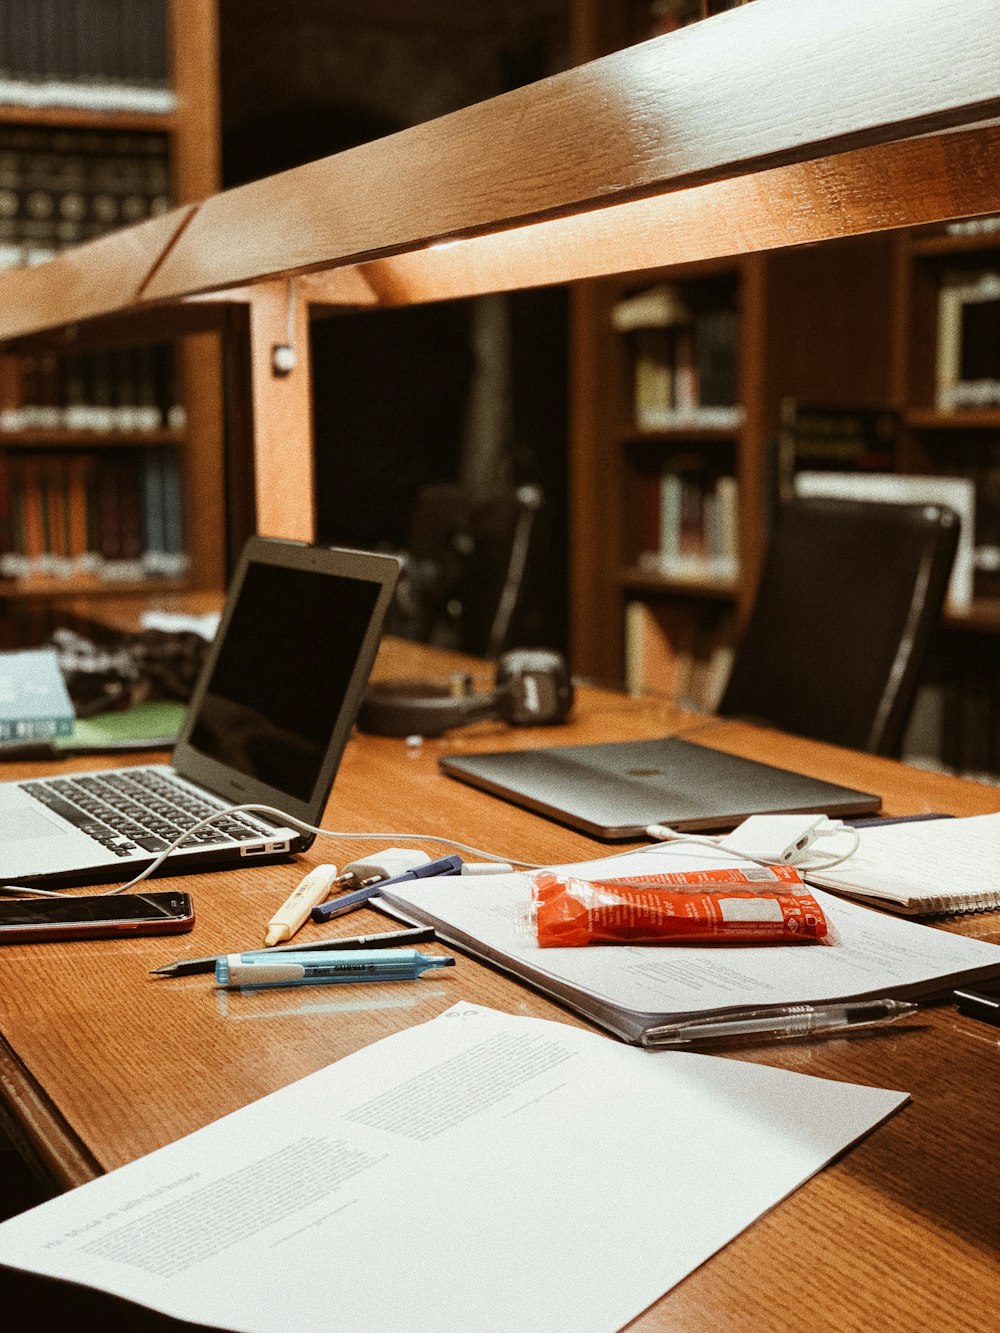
left=375, top=847, right=1000, bottom=1045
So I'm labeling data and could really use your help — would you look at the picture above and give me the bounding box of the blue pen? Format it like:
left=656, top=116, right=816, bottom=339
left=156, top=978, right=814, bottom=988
left=310, top=854, right=464, bottom=923
left=215, top=948, right=455, bottom=990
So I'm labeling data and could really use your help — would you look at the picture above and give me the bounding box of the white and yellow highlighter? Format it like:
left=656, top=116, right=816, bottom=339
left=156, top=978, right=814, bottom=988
left=264, top=865, right=341, bottom=946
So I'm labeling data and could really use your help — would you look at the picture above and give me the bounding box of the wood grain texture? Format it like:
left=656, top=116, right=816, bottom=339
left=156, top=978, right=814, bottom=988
left=0, top=637, right=998, bottom=1329
left=245, top=280, right=316, bottom=541
left=0, top=208, right=196, bottom=343
left=168, top=0, right=221, bottom=205
left=335, top=126, right=1000, bottom=306
left=139, top=0, right=1000, bottom=302
left=0, top=2, right=997, bottom=349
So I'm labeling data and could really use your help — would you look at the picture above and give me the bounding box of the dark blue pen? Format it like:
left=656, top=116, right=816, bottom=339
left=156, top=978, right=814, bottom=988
left=310, top=854, right=464, bottom=923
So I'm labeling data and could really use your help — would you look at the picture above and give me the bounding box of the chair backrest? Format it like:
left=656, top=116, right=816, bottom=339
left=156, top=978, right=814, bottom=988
left=717, top=496, right=960, bottom=755
left=389, top=482, right=546, bottom=658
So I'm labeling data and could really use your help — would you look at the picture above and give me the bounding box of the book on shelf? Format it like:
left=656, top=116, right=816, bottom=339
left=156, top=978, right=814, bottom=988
left=374, top=846, right=1000, bottom=1046
left=635, top=467, right=739, bottom=582
left=0, top=125, right=171, bottom=269
left=611, top=282, right=691, bottom=333
left=794, top=470, right=977, bottom=611
left=613, top=282, right=742, bottom=430
left=0, top=344, right=181, bottom=431
left=936, top=268, right=1000, bottom=411
left=0, top=0, right=175, bottom=115
left=0, top=445, right=186, bottom=583
left=0, top=646, right=74, bottom=742
left=945, top=215, right=1000, bottom=238
left=808, top=814, right=1000, bottom=916
left=624, top=599, right=733, bottom=710
left=777, top=401, right=898, bottom=487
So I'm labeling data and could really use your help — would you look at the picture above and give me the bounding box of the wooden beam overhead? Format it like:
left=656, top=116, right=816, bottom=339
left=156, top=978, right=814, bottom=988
left=144, top=0, right=1000, bottom=302
left=0, top=0, right=997, bottom=344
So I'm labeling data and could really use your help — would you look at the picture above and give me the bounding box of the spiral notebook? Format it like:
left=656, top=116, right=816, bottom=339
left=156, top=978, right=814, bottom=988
left=807, top=812, right=1000, bottom=915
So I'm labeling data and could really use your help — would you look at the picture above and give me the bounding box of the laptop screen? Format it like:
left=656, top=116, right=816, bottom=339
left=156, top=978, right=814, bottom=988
left=187, top=559, right=381, bottom=802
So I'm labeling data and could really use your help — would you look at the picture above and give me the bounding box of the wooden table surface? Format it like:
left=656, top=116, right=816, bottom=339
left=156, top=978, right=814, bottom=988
left=1, top=637, right=999, bottom=1330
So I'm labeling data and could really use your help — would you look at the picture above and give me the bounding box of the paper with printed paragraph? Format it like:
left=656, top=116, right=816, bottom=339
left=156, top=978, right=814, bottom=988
left=0, top=1004, right=907, bottom=1332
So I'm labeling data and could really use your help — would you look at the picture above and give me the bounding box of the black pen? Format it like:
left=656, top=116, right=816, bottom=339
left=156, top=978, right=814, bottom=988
left=150, top=926, right=436, bottom=977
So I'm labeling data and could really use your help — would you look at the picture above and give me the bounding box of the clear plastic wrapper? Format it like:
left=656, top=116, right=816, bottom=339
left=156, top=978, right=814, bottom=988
left=528, top=865, right=829, bottom=947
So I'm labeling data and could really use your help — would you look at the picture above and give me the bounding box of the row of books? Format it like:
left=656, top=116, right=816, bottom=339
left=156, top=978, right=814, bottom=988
left=634, top=468, right=740, bottom=581
left=0, top=125, right=171, bottom=267
left=624, top=599, right=734, bottom=711
left=0, top=446, right=187, bottom=582
left=777, top=402, right=1000, bottom=607
left=776, top=402, right=898, bottom=479
left=612, top=283, right=741, bottom=431
left=0, top=0, right=174, bottom=114
left=936, top=268, right=1000, bottom=411
left=0, top=345, right=184, bottom=433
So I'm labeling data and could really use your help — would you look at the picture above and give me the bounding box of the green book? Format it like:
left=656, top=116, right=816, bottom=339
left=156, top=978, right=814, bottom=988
left=52, top=699, right=186, bottom=754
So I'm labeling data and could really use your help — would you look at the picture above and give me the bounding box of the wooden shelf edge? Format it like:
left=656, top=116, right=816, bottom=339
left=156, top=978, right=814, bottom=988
left=907, top=230, right=1000, bottom=258
left=0, top=428, right=185, bottom=449
left=0, top=576, right=190, bottom=601
left=906, top=408, right=1000, bottom=430
left=943, top=599, right=1000, bottom=633
left=619, top=566, right=739, bottom=600
left=0, top=103, right=176, bottom=133
left=620, top=424, right=742, bottom=445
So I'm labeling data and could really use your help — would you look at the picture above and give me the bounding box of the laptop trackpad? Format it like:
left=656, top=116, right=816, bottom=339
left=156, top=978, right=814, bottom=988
left=0, top=810, right=74, bottom=842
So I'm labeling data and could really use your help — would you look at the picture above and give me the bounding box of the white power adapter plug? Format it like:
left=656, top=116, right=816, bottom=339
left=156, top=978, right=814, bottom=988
left=717, top=815, right=839, bottom=864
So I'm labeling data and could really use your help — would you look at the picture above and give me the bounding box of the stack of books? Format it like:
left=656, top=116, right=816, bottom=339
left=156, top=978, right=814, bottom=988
left=0, top=647, right=74, bottom=744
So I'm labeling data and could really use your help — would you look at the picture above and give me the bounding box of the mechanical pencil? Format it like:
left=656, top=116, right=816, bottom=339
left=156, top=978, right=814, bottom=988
left=150, top=926, right=437, bottom=977
left=215, top=947, right=455, bottom=990
left=640, top=998, right=918, bottom=1048
left=310, top=853, right=464, bottom=923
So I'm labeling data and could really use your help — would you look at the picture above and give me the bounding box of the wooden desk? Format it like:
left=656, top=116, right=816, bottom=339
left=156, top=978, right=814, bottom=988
left=1, top=639, right=998, bottom=1330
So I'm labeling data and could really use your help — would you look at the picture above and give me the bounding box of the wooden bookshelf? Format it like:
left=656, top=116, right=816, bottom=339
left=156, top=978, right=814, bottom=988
left=0, top=0, right=995, bottom=704
left=567, top=0, right=1000, bottom=767
left=0, top=0, right=224, bottom=608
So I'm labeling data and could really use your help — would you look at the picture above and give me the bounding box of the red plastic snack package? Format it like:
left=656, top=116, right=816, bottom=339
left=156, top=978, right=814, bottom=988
left=529, top=866, right=828, bottom=947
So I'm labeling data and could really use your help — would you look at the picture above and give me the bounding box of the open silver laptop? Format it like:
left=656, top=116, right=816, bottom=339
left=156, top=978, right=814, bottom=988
left=0, top=537, right=401, bottom=889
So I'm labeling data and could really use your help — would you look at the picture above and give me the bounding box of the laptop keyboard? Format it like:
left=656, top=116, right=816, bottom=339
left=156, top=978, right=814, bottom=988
left=20, top=769, right=277, bottom=859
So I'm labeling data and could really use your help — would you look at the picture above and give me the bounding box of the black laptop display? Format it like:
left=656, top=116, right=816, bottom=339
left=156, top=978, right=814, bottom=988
left=0, top=537, right=401, bottom=888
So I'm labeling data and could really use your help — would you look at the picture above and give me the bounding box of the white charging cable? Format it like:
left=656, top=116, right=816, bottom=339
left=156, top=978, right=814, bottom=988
left=644, top=814, right=860, bottom=873
left=2, top=809, right=860, bottom=900
left=0, top=805, right=544, bottom=897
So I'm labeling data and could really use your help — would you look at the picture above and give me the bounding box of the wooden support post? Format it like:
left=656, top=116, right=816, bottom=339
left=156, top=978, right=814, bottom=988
left=246, top=279, right=315, bottom=542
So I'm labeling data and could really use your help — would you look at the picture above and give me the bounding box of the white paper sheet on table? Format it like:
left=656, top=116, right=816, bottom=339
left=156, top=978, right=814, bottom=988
left=0, top=1003, right=907, bottom=1332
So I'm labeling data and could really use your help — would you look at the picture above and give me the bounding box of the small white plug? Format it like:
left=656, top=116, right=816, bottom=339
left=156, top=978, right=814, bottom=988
left=717, top=815, right=836, bottom=864
left=340, top=847, right=431, bottom=886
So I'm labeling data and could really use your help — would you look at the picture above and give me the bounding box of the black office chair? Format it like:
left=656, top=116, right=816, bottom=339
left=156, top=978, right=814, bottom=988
left=388, top=482, right=546, bottom=658
left=717, top=496, right=960, bottom=756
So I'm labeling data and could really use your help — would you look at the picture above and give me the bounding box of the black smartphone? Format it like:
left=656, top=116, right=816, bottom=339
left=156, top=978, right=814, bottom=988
left=0, top=892, right=195, bottom=944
